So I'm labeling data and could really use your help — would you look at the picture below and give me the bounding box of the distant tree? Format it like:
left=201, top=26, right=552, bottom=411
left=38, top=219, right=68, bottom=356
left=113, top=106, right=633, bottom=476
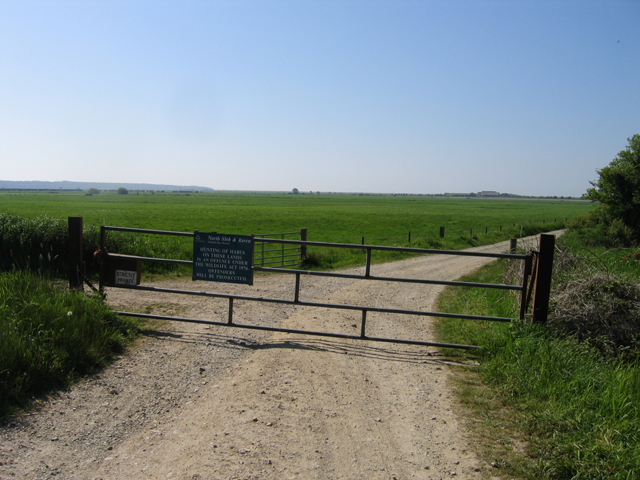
left=292, top=188, right=299, bottom=194
left=87, top=188, right=100, bottom=195
left=586, top=134, right=640, bottom=240
left=117, top=187, right=129, bottom=195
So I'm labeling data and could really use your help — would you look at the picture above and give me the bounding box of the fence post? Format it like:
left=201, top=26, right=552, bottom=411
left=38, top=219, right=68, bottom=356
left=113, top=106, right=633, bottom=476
left=408, top=231, right=411, bottom=243
left=439, top=227, right=445, bottom=238
left=519, top=254, right=533, bottom=320
left=68, top=217, right=84, bottom=290
left=510, top=238, right=517, bottom=254
left=281, top=233, right=285, bottom=267
left=532, top=234, right=555, bottom=323
left=300, top=228, right=307, bottom=260
left=99, top=225, right=107, bottom=295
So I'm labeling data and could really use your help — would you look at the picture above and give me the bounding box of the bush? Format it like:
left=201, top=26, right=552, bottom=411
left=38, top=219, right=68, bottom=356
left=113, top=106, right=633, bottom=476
left=586, top=134, right=640, bottom=242
left=549, top=273, right=640, bottom=358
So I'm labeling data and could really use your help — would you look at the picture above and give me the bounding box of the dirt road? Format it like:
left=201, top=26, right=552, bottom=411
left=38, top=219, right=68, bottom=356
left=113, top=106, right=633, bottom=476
left=0, top=235, right=545, bottom=480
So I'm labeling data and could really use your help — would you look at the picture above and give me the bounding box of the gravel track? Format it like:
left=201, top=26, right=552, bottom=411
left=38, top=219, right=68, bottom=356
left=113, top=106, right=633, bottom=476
left=0, top=234, right=548, bottom=480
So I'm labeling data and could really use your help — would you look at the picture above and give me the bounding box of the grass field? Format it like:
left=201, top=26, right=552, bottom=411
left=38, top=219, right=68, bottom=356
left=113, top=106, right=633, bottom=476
left=1, top=191, right=593, bottom=273
left=1, top=191, right=591, bottom=239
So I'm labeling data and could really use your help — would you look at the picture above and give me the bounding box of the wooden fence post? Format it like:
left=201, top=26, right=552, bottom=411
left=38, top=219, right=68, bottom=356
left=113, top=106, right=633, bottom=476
left=510, top=238, right=517, bottom=254
left=68, top=217, right=84, bottom=290
left=532, top=234, right=555, bottom=323
left=300, top=228, right=307, bottom=259
left=439, top=227, right=445, bottom=238
left=99, top=225, right=107, bottom=295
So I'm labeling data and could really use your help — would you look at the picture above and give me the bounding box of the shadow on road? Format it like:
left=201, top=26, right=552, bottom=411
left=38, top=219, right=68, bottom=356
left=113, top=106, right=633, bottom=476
left=140, top=326, right=469, bottom=365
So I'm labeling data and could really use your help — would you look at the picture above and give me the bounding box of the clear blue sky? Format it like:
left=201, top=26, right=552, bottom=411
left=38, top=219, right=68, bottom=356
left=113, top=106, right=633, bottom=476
left=1, top=1, right=638, bottom=196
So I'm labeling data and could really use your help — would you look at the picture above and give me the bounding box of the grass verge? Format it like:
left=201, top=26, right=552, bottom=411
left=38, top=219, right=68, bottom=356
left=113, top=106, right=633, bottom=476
left=436, top=259, right=640, bottom=479
left=0, top=271, right=141, bottom=421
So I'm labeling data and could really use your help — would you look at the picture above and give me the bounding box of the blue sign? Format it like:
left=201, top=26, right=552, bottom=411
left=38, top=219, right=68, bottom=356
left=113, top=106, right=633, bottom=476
left=193, top=232, right=253, bottom=285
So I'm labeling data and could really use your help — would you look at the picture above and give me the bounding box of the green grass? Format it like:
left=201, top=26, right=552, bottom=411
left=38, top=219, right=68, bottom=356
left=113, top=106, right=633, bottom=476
left=436, top=239, right=640, bottom=479
left=1, top=191, right=593, bottom=274
left=0, top=191, right=591, bottom=241
left=558, top=227, right=640, bottom=281
left=0, top=271, right=140, bottom=420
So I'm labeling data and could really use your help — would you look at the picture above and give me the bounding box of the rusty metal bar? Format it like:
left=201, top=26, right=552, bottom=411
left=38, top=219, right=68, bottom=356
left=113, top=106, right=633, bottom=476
left=103, top=226, right=194, bottom=237
left=116, top=311, right=480, bottom=350
left=256, top=258, right=300, bottom=267
left=254, top=231, right=301, bottom=237
left=254, top=267, right=522, bottom=291
left=360, top=309, right=367, bottom=338
left=257, top=238, right=528, bottom=260
left=258, top=247, right=300, bottom=254
left=519, top=254, right=533, bottom=320
left=106, top=253, right=192, bottom=266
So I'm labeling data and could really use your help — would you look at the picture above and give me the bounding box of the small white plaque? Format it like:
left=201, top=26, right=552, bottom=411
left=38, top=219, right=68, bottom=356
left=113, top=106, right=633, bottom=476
left=115, top=270, right=137, bottom=285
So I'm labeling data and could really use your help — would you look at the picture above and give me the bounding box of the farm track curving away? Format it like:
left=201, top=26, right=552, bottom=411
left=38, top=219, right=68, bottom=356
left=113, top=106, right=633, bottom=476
left=0, top=233, right=555, bottom=480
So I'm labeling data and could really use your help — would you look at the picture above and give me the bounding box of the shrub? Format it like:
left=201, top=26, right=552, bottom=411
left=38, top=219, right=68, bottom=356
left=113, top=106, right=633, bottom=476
left=586, top=134, right=640, bottom=242
left=549, top=273, right=640, bottom=358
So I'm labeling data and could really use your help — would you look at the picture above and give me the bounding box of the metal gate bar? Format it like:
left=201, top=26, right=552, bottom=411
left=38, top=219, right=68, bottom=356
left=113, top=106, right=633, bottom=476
left=104, top=253, right=524, bottom=292
left=116, top=311, right=480, bottom=350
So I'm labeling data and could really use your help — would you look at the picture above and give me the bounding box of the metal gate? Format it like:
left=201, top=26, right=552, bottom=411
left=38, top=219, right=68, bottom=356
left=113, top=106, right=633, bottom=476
left=80, top=222, right=553, bottom=350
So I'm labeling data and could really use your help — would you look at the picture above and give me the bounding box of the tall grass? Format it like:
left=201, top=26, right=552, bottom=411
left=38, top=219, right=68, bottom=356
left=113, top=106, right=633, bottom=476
left=0, top=213, right=189, bottom=277
left=0, top=271, right=140, bottom=420
left=436, top=245, right=640, bottom=478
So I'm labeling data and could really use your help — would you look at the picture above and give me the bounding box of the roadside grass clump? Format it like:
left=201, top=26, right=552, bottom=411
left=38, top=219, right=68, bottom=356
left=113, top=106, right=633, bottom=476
left=436, top=232, right=640, bottom=479
left=0, top=271, right=140, bottom=420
